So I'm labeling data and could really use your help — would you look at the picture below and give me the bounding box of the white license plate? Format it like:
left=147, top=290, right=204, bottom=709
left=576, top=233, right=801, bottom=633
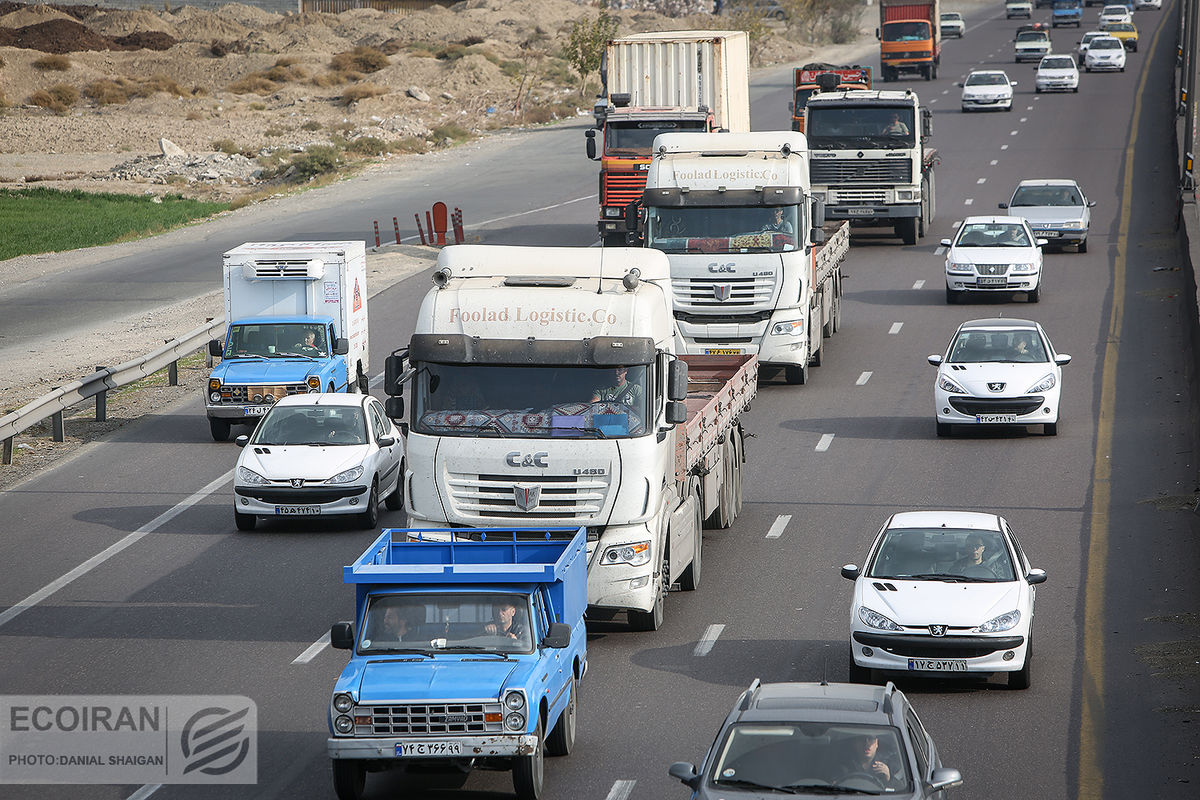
left=396, top=742, right=462, bottom=757
left=845, top=208, right=875, bottom=216
left=908, top=659, right=968, bottom=672
left=976, top=414, right=1017, bottom=424
left=976, top=276, right=1007, bottom=287
left=704, top=348, right=743, bottom=355
left=1039, top=230, right=1061, bottom=237
left=275, top=505, right=321, bottom=515
left=243, top=406, right=269, bottom=416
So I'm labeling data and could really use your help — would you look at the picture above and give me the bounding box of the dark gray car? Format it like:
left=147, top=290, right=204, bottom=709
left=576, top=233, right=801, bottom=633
left=669, top=680, right=963, bottom=798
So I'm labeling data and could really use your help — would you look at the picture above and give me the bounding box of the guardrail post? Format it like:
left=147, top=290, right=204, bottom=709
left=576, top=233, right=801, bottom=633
left=95, top=366, right=108, bottom=421
left=2, top=437, right=12, bottom=466
left=168, top=360, right=179, bottom=386
left=52, top=411, right=65, bottom=442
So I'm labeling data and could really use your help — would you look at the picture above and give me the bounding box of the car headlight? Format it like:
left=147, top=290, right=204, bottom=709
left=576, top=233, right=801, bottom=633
left=937, top=375, right=966, bottom=393
left=1026, top=373, right=1057, bottom=393
left=209, top=391, right=222, bottom=403
left=334, top=715, right=354, bottom=734
left=504, top=691, right=526, bottom=711
left=601, top=541, right=651, bottom=566
left=505, top=712, right=525, bottom=731
left=325, top=466, right=365, bottom=485
left=971, top=610, right=1021, bottom=633
left=333, top=693, right=354, bottom=713
left=1060, top=221, right=1082, bottom=229
left=946, top=261, right=973, bottom=274
left=771, top=319, right=804, bottom=336
left=237, top=466, right=270, bottom=486
left=859, top=606, right=904, bottom=632
left=1011, top=262, right=1038, bottom=274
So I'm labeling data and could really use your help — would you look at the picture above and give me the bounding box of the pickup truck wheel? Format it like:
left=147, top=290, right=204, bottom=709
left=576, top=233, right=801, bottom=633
left=234, top=510, right=256, bottom=531
left=512, top=719, right=545, bottom=800
left=358, top=481, right=379, bottom=529
left=784, top=363, right=808, bottom=385
left=209, top=418, right=231, bottom=442
left=546, top=678, right=577, bottom=757
left=331, top=760, right=366, bottom=800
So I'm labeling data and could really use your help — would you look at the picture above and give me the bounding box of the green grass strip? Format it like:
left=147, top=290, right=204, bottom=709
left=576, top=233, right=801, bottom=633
left=0, top=187, right=229, bottom=261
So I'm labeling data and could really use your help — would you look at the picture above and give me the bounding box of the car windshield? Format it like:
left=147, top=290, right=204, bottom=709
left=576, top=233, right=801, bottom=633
left=868, top=528, right=1017, bottom=582
left=1091, top=38, right=1122, bottom=49
left=1016, top=31, right=1049, bottom=42
left=941, top=13, right=961, bottom=21
left=1106, top=23, right=1134, bottom=31
left=359, top=592, right=534, bottom=655
left=1041, top=57, right=1075, bottom=69
left=226, top=322, right=329, bottom=358
left=1054, top=1, right=1076, bottom=8
left=948, top=328, right=1049, bottom=364
left=604, top=118, right=707, bottom=156
left=710, top=722, right=911, bottom=794
left=413, top=362, right=650, bottom=439
left=253, top=404, right=368, bottom=445
left=1010, top=185, right=1083, bottom=206
left=646, top=205, right=800, bottom=254
left=966, top=73, right=1009, bottom=86
left=954, top=222, right=1031, bottom=247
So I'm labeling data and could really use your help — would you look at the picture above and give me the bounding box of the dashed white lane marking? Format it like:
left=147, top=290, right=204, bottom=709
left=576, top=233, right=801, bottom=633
left=977, top=177, right=987, bottom=184
left=942, top=89, right=950, bottom=94
left=1010, top=130, right=1020, bottom=136
left=605, top=780, right=637, bottom=800
left=913, top=280, right=926, bottom=289
left=1001, top=144, right=1010, bottom=150
left=766, top=514, right=792, bottom=539
left=694, top=624, right=725, bottom=657
left=990, top=159, right=999, bottom=166
left=964, top=198, right=975, bottom=205
left=929, top=97, right=938, bottom=103
left=889, top=322, right=904, bottom=335
left=1020, top=117, right=1029, bottom=122
left=0, top=471, right=233, bottom=630
left=856, top=371, right=873, bottom=385
left=126, top=786, right=161, bottom=800
left=293, top=632, right=331, bottom=665
left=815, top=434, right=835, bottom=453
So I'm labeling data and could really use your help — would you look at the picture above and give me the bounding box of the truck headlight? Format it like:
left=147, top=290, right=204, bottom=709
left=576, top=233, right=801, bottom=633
left=333, top=693, right=354, bottom=713
left=237, top=467, right=270, bottom=486
left=770, top=320, right=804, bottom=336
left=601, top=541, right=651, bottom=566
left=325, top=466, right=364, bottom=485
left=504, top=691, right=526, bottom=711
left=505, top=712, right=525, bottom=731
left=898, top=190, right=916, bottom=201
left=334, top=715, right=354, bottom=734
left=209, top=379, right=221, bottom=391
left=307, top=376, right=322, bottom=389
left=209, top=391, right=222, bottom=403
left=605, top=207, right=622, bottom=218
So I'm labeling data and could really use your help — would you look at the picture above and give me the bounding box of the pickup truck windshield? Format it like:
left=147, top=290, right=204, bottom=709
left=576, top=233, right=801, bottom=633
left=360, top=592, right=534, bottom=655
left=252, top=405, right=367, bottom=445
left=646, top=205, right=800, bottom=254
left=413, top=362, right=650, bottom=438
left=228, top=322, right=328, bottom=358
left=805, top=106, right=915, bottom=148
left=881, top=21, right=930, bottom=41
left=605, top=118, right=707, bottom=156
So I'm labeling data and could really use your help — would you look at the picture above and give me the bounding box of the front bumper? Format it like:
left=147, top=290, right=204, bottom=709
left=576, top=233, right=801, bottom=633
left=1015, top=48, right=1050, bottom=61
left=586, top=522, right=658, bottom=613
left=826, top=203, right=921, bottom=222
left=234, top=484, right=371, bottom=516
left=850, top=631, right=1028, bottom=674
left=675, top=310, right=810, bottom=367
left=945, top=272, right=1040, bottom=293
left=1086, top=59, right=1124, bottom=71
left=207, top=403, right=272, bottom=421
left=1036, top=78, right=1078, bottom=91
left=328, top=734, right=538, bottom=760
left=961, top=96, right=1012, bottom=111
left=1029, top=226, right=1085, bottom=244
left=934, top=391, right=1059, bottom=425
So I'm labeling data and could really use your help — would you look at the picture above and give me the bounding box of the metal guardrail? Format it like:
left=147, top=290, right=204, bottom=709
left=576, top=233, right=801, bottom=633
left=299, top=0, right=451, bottom=13
left=1, top=319, right=225, bottom=466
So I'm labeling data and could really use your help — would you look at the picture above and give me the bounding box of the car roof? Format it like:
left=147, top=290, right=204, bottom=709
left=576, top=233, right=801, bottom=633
left=734, top=681, right=904, bottom=725
left=1014, top=178, right=1081, bottom=188
left=273, top=393, right=367, bottom=409
left=958, top=317, right=1040, bottom=331
left=967, top=69, right=1010, bottom=76
left=960, top=214, right=1028, bottom=225
left=886, top=510, right=1004, bottom=531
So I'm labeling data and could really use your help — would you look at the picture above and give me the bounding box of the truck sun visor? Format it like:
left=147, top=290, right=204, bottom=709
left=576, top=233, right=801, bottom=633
left=642, top=186, right=804, bottom=207
left=409, top=333, right=656, bottom=365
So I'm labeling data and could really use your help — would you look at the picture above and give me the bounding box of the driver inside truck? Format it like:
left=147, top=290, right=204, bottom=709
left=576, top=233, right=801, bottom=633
left=762, top=206, right=795, bottom=234
left=483, top=599, right=529, bottom=643
left=591, top=366, right=643, bottom=405
left=880, top=112, right=910, bottom=136
left=293, top=328, right=326, bottom=356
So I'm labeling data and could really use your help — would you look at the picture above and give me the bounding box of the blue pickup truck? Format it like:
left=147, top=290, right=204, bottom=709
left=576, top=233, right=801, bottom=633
left=326, top=527, right=588, bottom=800
left=1052, top=0, right=1083, bottom=26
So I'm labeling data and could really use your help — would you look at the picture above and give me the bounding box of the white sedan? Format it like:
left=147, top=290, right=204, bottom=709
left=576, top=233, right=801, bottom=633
left=1084, top=35, right=1127, bottom=70
left=232, top=393, right=404, bottom=530
left=842, top=510, right=1047, bottom=689
left=942, top=216, right=1046, bottom=303
left=1098, top=3, right=1132, bottom=24
left=928, top=318, right=1071, bottom=436
left=940, top=11, right=966, bottom=37
left=1075, top=30, right=1107, bottom=63
left=1134, top=0, right=1162, bottom=8
left=959, top=70, right=1016, bottom=111
left=1035, top=54, right=1080, bottom=92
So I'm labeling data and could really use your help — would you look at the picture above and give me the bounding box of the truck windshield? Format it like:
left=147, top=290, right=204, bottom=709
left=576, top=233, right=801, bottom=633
left=360, top=593, right=534, bottom=655
left=881, top=21, right=930, bottom=41
left=227, top=322, right=328, bottom=358
left=252, top=404, right=367, bottom=445
left=605, top=119, right=707, bottom=156
left=646, top=205, right=800, bottom=254
left=413, top=362, right=650, bottom=439
left=805, top=106, right=915, bottom=148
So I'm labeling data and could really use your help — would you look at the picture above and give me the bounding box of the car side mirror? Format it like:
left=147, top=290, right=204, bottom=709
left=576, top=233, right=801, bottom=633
left=840, top=564, right=861, bottom=580
left=1011, top=80, right=1019, bottom=86
left=333, top=338, right=349, bottom=355
left=940, top=238, right=952, bottom=247
left=330, top=622, right=355, bottom=650
left=668, top=762, right=701, bottom=789
left=1054, top=354, right=1072, bottom=366
left=998, top=202, right=1009, bottom=209
left=1087, top=200, right=1096, bottom=207
left=668, top=359, right=689, bottom=401
left=208, top=339, right=224, bottom=357
left=929, top=768, right=964, bottom=792
left=1036, top=238, right=1049, bottom=247
left=585, top=129, right=597, bottom=161
left=665, top=400, right=687, bottom=425
left=385, top=397, right=405, bottom=420
left=377, top=436, right=395, bottom=448
left=541, top=622, right=571, bottom=649
left=235, top=435, right=249, bottom=448
left=1027, top=568, right=1047, bottom=585
left=927, top=354, right=943, bottom=366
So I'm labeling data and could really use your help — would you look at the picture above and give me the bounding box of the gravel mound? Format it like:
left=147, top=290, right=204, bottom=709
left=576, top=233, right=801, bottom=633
left=0, top=17, right=176, bottom=53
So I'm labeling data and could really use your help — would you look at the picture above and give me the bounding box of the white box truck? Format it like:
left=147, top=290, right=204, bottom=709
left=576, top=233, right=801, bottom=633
left=205, top=241, right=369, bottom=441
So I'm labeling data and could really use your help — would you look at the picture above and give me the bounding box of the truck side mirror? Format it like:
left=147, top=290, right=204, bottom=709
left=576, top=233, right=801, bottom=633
left=810, top=228, right=826, bottom=245
left=384, top=353, right=407, bottom=396
left=333, top=338, right=349, bottom=355
left=330, top=622, right=355, bottom=650
left=541, top=622, right=571, bottom=649
left=787, top=101, right=794, bottom=112
left=585, top=129, right=597, bottom=160
left=665, top=400, right=687, bottom=425
left=208, top=339, right=224, bottom=357
left=811, top=197, right=826, bottom=228
left=922, top=107, right=933, bottom=137
left=667, top=359, right=689, bottom=401
left=624, top=201, right=641, bottom=232
left=385, top=397, right=405, bottom=420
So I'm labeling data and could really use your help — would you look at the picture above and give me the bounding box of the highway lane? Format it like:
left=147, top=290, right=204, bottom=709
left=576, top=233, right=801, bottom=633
left=1, top=4, right=1196, bottom=800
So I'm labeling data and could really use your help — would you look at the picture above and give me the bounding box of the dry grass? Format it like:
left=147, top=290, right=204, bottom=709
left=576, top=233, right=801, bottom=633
left=32, top=54, right=71, bottom=72
left=341, top=83, right=387, bottom=105
left=227, top=74, right=277, bottom=95
left=84, top=75, right=189, bottom=106
left=29, top=84, right=79, bottom=113
left=185, top=110, right=205, bottom=121
left=330, top=46, right=389, bottom=74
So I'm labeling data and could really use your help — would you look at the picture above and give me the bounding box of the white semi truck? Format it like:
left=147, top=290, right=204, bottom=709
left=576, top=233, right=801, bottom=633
left=383, top=245, right=756, bottom=631
left=639, top=131, right=852, bottom=385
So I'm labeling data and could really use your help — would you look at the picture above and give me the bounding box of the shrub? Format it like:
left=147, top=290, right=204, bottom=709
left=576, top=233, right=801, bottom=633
left=436, top=43, right=467, bottom=61
left=210, top=40, right=228, bottom=58
left=289, top=145, right=343, bottom=180
left=28, top=90, right=67, bottom=113
left=392, top=136, right=430, bottom=154
left=212, top=139, right=241, bottom=155
left=431, top=123, right=471, bottom=143
left=274, top=56, right=301, bottom=67
left=345, top=136, right=388, bottom=155
left=85, top=79, right=130, bottom=105
left=186, top=110, right=204, bottom=121
left=405, top=42, right=438, bottom=57
left=264, top=63, right=308, bottom=83
left=32, top=55, right=71, bottom=72
left=310, top=70, right=351, bottom=88
left=341, top=83, right=387, bottom=105
left=264, top=126, right=284, bottom=137
left=227, top=75, right=277, bottom=95
left=460, top=35, right=484, bottom=46
left=140, top=74, right=186, bottom=97
left=330, top=46, right=388, bottom=74
left=300, top=120, right=322, bottom=131
left=249, top=102, right=266, bottom=111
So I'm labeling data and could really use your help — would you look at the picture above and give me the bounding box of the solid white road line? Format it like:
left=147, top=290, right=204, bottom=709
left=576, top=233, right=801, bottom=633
left=0, top=471, right=233, bottom=630
left=766, top=514, right=792, bottom=539
left=815, top=434, right=835, bottom=452
left=126, top=785, right=161, bottom=800
left=856, top=371, right=873, bottom=386
left=912, top=280, right=926, bottom=289
left=888, top=322, right=903, bottom=335
left=605, top=780, right=636, bottom=800
left=293, top=631, right=331, bottom=665
left=694, top=624, right=725, bottom=657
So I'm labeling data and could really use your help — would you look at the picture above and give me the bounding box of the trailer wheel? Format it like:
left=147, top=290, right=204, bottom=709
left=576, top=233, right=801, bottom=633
left=784, top=362, right=809, bottom=385
left=896, top=217, right=919, bottom=246
left=546, top=677, right=577, bottom=756
left=209, top=418, right=231, bottom=442
left=512, top=719, right=545, bottom=800
left=331, top=760, right=366, bottom=800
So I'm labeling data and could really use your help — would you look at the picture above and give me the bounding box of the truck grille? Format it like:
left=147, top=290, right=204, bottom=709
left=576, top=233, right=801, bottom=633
left=672, top=275, right=778, bottom=311
left=447, top=472, right=609, bottom=520
left=219, top=384, right=311, bottom=403
left=602, top=170, right=648, bottom=207
left=831, top=189, right=889, bottom=204
left=811, top=159, right=912, bottom=184
left=355, top=703, right=504, bottom=736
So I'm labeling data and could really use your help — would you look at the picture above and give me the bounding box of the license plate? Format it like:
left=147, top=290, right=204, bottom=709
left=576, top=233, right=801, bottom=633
left=1038, top=230, right=1061, bottom=237
left=275, top=505, right=321, bottom=515
left=243, top=406, right=269, bottom=416
left=704, top=348, right=743, bottom=355
left=845, top=208, right=875, bottom=216
left=909, top=659, right=968, bottom=672
left=396, top=741, right=462, bottom=757
left=976, top=414, right=1017, bottom=424
left=976, top=276, right=1007, bottom=287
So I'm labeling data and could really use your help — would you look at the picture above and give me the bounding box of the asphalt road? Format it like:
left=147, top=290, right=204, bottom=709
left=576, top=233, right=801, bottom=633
left=1, top=4, right=1198, bottom=800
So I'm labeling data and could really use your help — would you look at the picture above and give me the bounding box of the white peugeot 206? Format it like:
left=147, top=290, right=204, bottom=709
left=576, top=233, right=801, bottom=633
left=841, top=510, right=1047, bottom=690
left=232, top=392, right=404, bottom=530
left=928, top=317, right=1071, bottom=437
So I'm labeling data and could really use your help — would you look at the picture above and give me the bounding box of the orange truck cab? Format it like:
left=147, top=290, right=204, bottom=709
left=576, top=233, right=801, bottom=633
left=877, top=0, right=942, bottom=81
left=790, top=64, right=872, bottom=133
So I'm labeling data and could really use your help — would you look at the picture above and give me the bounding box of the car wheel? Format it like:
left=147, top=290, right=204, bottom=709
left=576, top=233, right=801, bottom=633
left=545, top=677, right=577, bottom=757
left=1078, top=238, right=1088, bottom=253
left=234, top=510, right=256, bottom=531
left=384, top=466, right=404, bottom=511
left=848, top=654, right=873, bottom=684
left=1009, top=638, right=1033, bottom=689
left=1044, top=421, right=1058, bottom=436
left=784, top=362, right=809, bottom=385
left=209, top=418, right=231, bottom=442
left=1028, top=285, right=1041, bottom=303
left=512, top=719, right=545, bottom=800
left=945, top=287, right=957, bottom=304
left=936, top=421, right=952, bottom=437
left=1035, top=86, right=1042, bottom=93
left=331, top=760, right=366, bottom=800
left=1132, top=44, right=1137, bottom=52
left=358, top=481, right=379, bottom=530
